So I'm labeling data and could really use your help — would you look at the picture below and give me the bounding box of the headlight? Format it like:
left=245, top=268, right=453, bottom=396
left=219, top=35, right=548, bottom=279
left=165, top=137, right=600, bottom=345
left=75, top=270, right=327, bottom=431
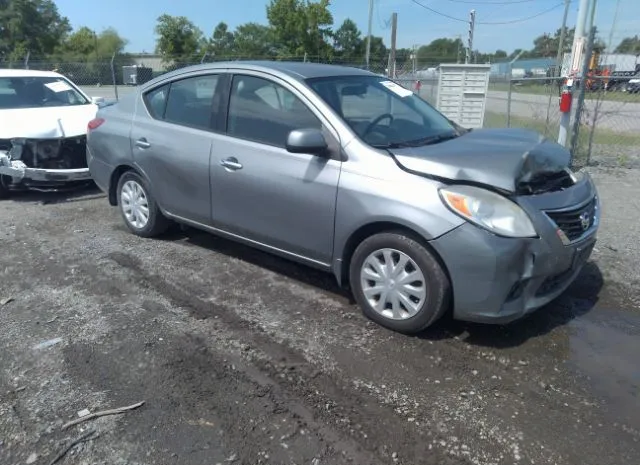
left=439, top=185, right=537, bottom=238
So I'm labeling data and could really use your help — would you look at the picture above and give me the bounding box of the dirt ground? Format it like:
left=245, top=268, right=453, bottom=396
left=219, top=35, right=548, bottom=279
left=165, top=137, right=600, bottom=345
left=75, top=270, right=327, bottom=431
left=1, top=166, right=639, bottom=465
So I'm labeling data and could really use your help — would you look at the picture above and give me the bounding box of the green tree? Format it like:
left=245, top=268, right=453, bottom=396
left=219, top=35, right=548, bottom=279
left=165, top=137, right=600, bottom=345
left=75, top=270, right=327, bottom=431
left=209, top=21, right=235, bottom=57
left=508, top=48, right=532, bottom=60
left=60, top=27, right=98, bottom=58
left=0, top=0, right=71, bottom=63
left=154, top=14, right=204, bottom=64
left=266, top=0, right=306, bottom=56
left=304, top=0, right=333, bottom=60
left=52, top=27, right=130, bottom=85
left=97, top=27, right=128, bottom=56
left=266, top=0, right=333, bottom=59
left=56, top=26, right=127, bottom=59
left=530, top=28, right=575, bottom=58
left=333, top=19, right=362, bottom=61
left=368, top=36, right=387, bottom=60
left=417, top=38, right=463, bottom=66
left=615, top=35, right=640, bottom=55
left=233, top=22, right=275, bottom=58
left=494, top=49, right=508, bottom=59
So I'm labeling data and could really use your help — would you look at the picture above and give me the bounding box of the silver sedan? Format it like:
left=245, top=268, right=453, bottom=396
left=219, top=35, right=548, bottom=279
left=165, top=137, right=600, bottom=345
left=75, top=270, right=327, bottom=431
left=86, top=61, right=599, bottom=333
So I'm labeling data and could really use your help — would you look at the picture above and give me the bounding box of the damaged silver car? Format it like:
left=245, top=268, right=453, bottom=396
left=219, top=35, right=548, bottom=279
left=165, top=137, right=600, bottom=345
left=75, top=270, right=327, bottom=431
left=0, top=69, right=103, bottom=198
left=87, top=62, right=600, bottom=334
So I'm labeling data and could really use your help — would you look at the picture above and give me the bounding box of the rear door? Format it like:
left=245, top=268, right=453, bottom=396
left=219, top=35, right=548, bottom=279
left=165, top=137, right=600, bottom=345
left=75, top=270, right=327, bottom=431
left=131, top=72, right=227, bottom=224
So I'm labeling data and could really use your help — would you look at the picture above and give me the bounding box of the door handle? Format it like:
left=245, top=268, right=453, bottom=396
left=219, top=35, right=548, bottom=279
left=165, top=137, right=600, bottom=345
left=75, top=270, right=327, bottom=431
left=220, top=157, right=243, bottom=171
left=135, top=138, right=151, bottom=149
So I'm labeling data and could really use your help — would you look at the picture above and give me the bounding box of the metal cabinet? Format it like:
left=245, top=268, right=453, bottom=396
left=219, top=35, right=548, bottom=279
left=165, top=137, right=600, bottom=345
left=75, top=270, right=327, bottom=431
left=436, top=64, right=491, bottom=129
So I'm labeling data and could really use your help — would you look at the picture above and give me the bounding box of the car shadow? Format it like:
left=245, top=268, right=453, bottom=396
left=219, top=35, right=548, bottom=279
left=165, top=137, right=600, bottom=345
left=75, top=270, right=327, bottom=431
left=162, top=226, right=354, bottom=303
left=162, top=227, right=604, bottom=349
left=417, top=262, right=605, bottom=349
left=7, top=182, right=104, bottom=205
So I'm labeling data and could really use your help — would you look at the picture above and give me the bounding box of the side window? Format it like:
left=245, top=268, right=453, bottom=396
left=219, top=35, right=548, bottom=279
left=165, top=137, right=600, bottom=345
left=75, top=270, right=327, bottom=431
left=144, top=84, right=169, bottom=119
left=227, top=75, right=322, bottom=148
left=165, top=75, right=219, bottom=129
left=144, top=74, right=220, bottom=130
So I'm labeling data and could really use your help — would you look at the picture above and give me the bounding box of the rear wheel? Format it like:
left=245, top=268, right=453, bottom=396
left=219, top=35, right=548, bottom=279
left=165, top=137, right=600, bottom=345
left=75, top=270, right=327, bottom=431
left=0, top=175, right=10, bottom=200
left=116, top=171, right=169, bottom=237
left=349, top=232, right=450, bottom=334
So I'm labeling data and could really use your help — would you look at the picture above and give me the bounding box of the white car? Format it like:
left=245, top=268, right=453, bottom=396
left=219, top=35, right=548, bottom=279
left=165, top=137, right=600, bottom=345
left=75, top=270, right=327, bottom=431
left=0, top=69, right=104, bottom=198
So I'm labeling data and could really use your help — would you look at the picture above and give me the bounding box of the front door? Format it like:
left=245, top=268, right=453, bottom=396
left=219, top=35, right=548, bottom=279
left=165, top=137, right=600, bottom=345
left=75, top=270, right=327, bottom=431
left=131, top=73, right=225, bottom=224
left=209, top=73, right=341, bottom=265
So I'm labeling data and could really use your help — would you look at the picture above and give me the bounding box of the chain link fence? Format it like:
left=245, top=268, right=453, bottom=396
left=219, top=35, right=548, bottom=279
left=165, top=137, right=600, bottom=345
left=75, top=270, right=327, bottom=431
left=488, top=74, right=640, bottom=168
left=5, top=52, right=637, bottom=168
left=9, top=52, right=442, bottom=102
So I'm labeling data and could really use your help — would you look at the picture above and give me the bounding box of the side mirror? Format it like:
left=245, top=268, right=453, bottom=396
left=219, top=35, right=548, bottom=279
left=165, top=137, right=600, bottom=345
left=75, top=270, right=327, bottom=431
left=285, top=128, right=328, bottom=155
left=91, top=96, right=105, bottom=104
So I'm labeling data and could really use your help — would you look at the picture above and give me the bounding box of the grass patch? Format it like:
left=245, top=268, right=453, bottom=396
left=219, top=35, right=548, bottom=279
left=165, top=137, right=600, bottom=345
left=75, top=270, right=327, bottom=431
left=483, top=111, right=640, bottom=148
left=488, top=82, right=640, bottom=103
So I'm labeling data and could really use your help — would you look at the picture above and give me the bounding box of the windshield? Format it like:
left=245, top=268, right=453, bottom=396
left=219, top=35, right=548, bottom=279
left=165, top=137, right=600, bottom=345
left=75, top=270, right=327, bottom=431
left=305, top=75, right=459, bottom=148
left=0, top=76, right=90, bottom=110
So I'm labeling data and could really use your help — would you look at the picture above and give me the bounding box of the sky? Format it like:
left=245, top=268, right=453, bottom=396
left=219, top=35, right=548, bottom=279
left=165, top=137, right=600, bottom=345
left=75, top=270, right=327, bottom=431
left=53, top=0, right=640, bottom=54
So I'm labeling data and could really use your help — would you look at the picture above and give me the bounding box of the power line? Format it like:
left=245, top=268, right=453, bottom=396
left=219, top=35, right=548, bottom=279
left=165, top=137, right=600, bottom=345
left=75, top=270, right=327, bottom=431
left=409, top=0, right=568, bottom=25
left=375, top=0, right=390, bottom=30
left=441, top=0, right=541, bottom=4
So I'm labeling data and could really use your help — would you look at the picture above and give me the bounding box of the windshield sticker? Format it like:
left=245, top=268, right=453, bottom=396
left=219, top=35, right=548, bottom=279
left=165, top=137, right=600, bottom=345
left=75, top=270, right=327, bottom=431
left=380, top=80, right=413, bottom=98
left=45, top=81, right=73, bottom=93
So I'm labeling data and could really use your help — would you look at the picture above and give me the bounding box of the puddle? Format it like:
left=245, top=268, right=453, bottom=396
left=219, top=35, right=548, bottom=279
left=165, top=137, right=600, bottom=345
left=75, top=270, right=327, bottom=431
left=567, top=306, right=640, bottom=430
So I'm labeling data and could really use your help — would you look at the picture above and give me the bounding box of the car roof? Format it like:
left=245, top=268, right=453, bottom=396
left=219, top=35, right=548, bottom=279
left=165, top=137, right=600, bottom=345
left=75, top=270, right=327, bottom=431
left=228, top=61, right=373, bottom=79
left=0, top=69, right=65, bottom=79
left=142, top=61, right=376, bottom=90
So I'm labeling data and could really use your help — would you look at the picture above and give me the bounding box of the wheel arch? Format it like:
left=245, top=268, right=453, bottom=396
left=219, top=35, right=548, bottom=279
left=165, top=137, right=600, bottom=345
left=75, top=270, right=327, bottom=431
left=337, top=221, right=454, bottom=296
left=108, top=164, right=150, bottom=206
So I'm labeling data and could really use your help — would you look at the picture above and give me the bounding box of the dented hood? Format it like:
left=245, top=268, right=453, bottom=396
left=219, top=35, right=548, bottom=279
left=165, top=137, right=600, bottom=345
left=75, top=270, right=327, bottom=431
left=0, top=104, right=98, bottom=139
left=391, top=128, right=571, bottom=193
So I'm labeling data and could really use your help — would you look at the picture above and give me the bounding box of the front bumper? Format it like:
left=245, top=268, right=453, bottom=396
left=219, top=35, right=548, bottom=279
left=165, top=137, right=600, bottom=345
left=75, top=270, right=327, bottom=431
left=429, top=186, right=600, bottom=324
left=0, top=152, right=92, bottom=182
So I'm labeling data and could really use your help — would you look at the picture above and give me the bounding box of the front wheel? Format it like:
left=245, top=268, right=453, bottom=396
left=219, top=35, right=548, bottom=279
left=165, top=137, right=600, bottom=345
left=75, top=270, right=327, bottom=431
left=349, top=232, right=451, bottom=334
left=116, top=171, right=169, bottom=237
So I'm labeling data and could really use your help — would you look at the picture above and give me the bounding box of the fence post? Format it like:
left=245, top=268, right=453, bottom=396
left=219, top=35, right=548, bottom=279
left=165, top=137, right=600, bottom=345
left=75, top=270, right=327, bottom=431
left=569, top=28, right=595, bottom=164
left=110, top=53, right=119, bottom=101
left=507, top=76, right=513, bottom=128
left=24, top=51, right=30, bottom=70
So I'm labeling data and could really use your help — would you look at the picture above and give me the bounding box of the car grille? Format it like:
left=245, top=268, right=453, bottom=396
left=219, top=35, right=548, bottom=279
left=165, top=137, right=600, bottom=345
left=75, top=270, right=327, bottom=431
left=545, top=197, right=597, bottom=242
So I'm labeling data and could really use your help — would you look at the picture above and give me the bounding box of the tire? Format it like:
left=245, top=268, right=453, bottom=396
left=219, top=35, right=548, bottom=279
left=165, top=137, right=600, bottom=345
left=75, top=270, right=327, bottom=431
left=0, top=175, right=10, bottom=200
left=349, top=232, right=451, bottom=334
left=116, top=170, right=170, bottom=237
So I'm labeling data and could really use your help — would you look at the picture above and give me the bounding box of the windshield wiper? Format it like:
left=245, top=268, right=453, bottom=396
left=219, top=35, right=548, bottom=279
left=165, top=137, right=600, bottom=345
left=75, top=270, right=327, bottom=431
left=374, top=131, right=460, bottom=149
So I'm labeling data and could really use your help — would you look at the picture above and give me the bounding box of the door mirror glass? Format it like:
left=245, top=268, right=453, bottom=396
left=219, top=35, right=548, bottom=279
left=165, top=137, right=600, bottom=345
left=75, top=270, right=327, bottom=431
left=285, top=128, right=328, bottom=155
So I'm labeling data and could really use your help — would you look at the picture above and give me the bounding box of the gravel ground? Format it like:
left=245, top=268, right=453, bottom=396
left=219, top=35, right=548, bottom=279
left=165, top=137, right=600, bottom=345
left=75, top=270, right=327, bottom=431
left=0, top=166, right=639, bottom=465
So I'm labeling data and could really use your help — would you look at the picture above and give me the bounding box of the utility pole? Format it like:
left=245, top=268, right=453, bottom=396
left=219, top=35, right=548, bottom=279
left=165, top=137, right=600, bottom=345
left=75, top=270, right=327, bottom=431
left=555, top=0, right=571, bottom=77
left=466, top=10, right=476, bottom=64
left=365, top=0, right=374, bottom=70
left=558, top=0, right=590, bottom=147
left=570, top=0, right=598, bottom=157
left=389, top=12, right=398, bottom=79
left=412, top=44, right=417, bottom=75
